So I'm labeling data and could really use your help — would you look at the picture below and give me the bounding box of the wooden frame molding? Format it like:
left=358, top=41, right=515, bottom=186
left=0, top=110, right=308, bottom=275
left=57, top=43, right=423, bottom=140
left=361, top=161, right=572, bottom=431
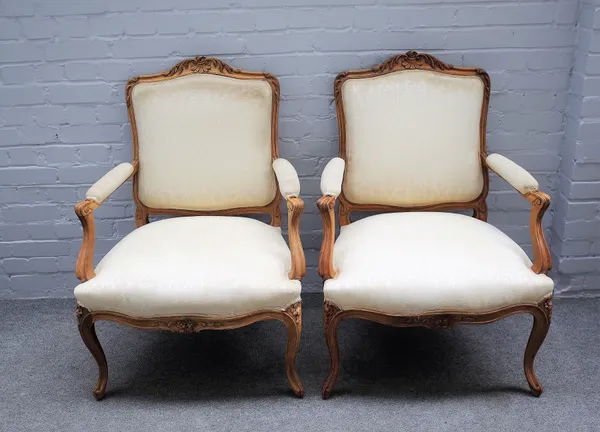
left=77, top=302, right=303, bottom=400
left=333, top=50, right=491, bottom=225
left=322, top=297, right=552, bottom=399
left=74, top=57, right=305, bottom=399
left=320, top=51, right=554, bottom=399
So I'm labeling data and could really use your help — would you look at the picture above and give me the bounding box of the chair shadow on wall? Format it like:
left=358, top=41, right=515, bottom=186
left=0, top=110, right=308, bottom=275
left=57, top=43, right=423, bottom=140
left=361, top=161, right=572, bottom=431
left=77, top=303, right=534, bottom=401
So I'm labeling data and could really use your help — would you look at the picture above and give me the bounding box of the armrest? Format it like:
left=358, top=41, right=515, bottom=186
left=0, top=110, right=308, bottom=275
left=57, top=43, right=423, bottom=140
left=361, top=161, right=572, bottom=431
left=485, top=154, right=551, bottom=274
left=486, top=153, right=538, bottom=194
left=318, top=158, right=346, bottom=280
left=273, top=158, right=300, bottom=199
left=86, top=162, right=136, bottom=203
left=320, top=157, right=345, bottom=197
left=272, top=159, right=305, bottom=280
left=74, top=162, right=137, bottom=282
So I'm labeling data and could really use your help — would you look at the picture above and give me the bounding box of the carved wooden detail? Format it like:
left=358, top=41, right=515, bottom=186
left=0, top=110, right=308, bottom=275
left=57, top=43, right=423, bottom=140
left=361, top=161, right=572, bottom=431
left=317, top=195, right=337, bottom=280
left=285, top=301, right=302, bottom=329
left=74, top=199, right=99, bottom=283
left=286, top=197, right=306, bottom=280
left=322, top=297, right=552, bottom=399
left=331, top=50, right=491, bottom=224
left=77, top=301, right=304, bottom=399
left=524, top=190, right=552, bottom=274
left=542, top=297, right=553, bottom=323
left=323, top=300, right=342, bottom=329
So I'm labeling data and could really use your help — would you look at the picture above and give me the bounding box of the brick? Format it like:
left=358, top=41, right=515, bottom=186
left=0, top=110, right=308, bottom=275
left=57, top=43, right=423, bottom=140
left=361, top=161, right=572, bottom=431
left=2, top=205, right=60, bottom=222
left=33, top=64, right=64, bottom=82
left=64, top=63, right=97, bottom=81
left=0, top=18, right=21, bottom=40
left=6, top=147, right=43, bottom=166
left=47, top=83, right=113, bottom=104
left=46, top=40, right=111, bottom=61
left=559, top=256, right=600, bottom=274
left=89, top=16, right=125, bottom=36
left=0, top=167, right=57, bottom=185
left=56, top=16, right=90, bottom=38
left=0, top=86, right=45, bottom=106
left=58, top=125, right=122, bottom=143
left=2, top=258, right=57, bottom=274
left=20, top=17, right=56, bottom=39
left=65, top=106, right=97, bottom=125
left=33, top=106, right=67, bottom=126
left=560, top=240, right=592, bottom=257
left=0, top=129, right=21, bottom=146
left=37, top=1, right=107, bottom=16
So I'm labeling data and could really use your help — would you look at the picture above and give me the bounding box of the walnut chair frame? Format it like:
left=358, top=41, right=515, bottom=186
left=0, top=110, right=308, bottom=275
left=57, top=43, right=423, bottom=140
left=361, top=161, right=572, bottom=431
left=74, top=57, right=305, bottom=400
left=318, top=51, right=552, bottom=399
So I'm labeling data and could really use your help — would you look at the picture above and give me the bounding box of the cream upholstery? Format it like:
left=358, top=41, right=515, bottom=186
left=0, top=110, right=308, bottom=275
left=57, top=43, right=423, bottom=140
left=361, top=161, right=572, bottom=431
left=131, top=74, right=276, bottom=211
left=272, top=158, right=300, bottom=199
left=75, top=216, right=300, bottom=318
left=324, top=212, right=553, bottom=315
left=320, top=157, right=345, bottom=197
left=86, top=163, right=135, bottom=203
left=486, top=153, right=539, bottom=194
left=341, top=70, right=484, bottom=206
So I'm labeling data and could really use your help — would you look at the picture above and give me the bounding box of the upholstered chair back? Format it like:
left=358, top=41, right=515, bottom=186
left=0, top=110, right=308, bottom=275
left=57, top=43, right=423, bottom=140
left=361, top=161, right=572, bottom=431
left=336, top=52, right=490, bottom=211
left=126, top=58, right=279, bottom=213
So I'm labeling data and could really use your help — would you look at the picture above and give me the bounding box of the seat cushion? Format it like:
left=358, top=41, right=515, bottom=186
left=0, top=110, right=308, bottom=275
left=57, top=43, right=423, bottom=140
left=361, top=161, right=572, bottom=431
left=324, top=212, right=553, bottom=315
left=75, top=216, right=300, bottom=318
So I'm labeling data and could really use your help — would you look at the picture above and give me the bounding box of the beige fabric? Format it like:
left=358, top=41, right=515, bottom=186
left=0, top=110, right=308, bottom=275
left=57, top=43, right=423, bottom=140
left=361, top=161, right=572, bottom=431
left=74, top=216, right=300, bottom=318
left=272, top=158, right=300, bottom=199
left=86, top=163, right=135, bottom=203
left=341, top=70, right=485, bottom=207
left=486, top=153, right=539, bottom=194
left=320, top=157, right=345, bottom=197
left=132, top=74, right=276, bottom=211
left=325, top=212, right=553, bottom=315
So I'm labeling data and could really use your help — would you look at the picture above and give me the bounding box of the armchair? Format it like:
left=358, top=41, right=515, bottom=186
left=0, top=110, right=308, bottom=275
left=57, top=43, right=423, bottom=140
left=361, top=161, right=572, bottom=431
left=319, top=51, right=553, bottom=399
left=74, top=57, right=305, bottom=399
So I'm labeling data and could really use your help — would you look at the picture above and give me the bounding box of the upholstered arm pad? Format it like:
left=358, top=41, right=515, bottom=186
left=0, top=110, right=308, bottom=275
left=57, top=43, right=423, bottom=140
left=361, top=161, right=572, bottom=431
left=486, top=154, right=538, bottom=194
left=320, top=157, right=345, bottom=197
left=273, top=158, right=301, bottom=199
left=86, top=163, right=135, bottom=203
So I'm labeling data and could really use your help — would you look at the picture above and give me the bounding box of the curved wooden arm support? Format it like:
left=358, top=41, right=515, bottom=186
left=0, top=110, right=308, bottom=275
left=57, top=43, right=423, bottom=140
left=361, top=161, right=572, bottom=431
left=286, top=197, right=306, bottom=280
left=318, top=195, right=337, bottom=280
left=523, top=190, right=552, bottom=274
left=75, top=162, right=138, bottom=282
left=74, top=199, right=100, bottom=283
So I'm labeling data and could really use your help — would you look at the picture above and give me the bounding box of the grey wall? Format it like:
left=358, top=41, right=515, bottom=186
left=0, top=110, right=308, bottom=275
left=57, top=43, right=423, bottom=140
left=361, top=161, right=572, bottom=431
left=552, top=0, right=600, bottom=296
left=0, top=0, right=594, bottom=297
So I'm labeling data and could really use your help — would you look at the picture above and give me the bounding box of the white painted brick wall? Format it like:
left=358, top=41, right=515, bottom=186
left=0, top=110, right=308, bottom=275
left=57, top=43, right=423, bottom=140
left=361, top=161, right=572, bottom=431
left=551, top=0, right=600, bottom=295
left=0, top=0, right=586, bottom=297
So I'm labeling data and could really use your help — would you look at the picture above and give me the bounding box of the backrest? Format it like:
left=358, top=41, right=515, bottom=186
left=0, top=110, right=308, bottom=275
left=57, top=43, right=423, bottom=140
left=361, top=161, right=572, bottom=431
left=335, top=51, right=491, bottom=224
left=126, top=57, right=281, bottom=224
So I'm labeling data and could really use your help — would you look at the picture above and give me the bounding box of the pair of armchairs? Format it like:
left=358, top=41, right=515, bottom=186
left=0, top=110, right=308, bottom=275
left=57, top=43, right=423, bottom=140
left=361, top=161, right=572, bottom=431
left=74, top=52, right=553, bottom=400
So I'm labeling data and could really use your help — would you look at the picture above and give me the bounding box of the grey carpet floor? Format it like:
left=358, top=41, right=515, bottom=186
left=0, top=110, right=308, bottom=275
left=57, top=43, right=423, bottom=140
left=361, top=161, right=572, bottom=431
left=0, top=295, right=598, bottom=432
